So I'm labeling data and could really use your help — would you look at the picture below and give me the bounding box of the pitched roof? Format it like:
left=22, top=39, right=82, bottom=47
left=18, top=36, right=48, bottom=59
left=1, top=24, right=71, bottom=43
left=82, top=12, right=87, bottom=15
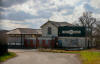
left=41, top=20, right=73, bottom=28
left=50, top=21, right=73, bottom=27
left=7, top=28, right=42, bottom=35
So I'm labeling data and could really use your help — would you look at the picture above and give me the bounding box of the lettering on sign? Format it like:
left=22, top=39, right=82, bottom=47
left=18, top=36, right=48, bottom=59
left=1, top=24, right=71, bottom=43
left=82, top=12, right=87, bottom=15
left=62, top=30, right=81, bottom=34
left=58, top=26, right=86, bottom=37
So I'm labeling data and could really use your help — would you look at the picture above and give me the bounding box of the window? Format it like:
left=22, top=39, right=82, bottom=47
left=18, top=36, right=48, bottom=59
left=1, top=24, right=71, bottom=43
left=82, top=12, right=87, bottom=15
left=48, top=27, right=52, bottom=35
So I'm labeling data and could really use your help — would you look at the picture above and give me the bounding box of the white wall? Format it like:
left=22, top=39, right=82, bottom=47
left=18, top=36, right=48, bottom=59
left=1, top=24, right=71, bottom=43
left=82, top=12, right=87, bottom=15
left=58, top=37, right=86, bottom=48
left=42, top=22, right=58, bottom=37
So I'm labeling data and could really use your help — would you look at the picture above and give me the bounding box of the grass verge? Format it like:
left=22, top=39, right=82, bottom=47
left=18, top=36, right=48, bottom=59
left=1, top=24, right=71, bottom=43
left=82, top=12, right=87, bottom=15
left=80, top=51, right=100, bottom=64
left=39, top=49, right=100, bottom=64
left=0, top=52, right=16, bottom=62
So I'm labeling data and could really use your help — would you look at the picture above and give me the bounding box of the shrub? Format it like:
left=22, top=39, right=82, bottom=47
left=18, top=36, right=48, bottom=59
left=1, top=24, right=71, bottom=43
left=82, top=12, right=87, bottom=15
left=0, top=30, right=8, bottom=56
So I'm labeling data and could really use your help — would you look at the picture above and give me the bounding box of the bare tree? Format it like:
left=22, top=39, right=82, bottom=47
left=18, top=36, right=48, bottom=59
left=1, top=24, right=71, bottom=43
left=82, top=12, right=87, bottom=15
left=93, top=21, right=100, bottom=49
left=95, top=21, right=100, bottom=36
left=78, top=11, right=96, bottom=48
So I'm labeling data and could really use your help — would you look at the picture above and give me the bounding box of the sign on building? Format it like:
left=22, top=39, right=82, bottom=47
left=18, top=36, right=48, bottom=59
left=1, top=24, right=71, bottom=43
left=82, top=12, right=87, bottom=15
left=58, top=26, right=86, bottom=37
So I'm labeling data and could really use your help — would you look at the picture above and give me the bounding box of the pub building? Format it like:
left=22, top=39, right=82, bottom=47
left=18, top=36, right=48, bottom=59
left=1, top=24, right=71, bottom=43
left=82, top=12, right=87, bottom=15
left=40, top=20, right=95, bottom=49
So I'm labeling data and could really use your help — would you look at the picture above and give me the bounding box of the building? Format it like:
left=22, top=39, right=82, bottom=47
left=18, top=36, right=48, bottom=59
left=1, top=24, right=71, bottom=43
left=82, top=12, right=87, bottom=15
left=41, top=21, right=72, bottom=37
left=7, top=28, right=42, bottom=48
left=23, top=21, right=74, bottom=49
left=7, top=21, right=94, bottom=49
left=40, top=20, right=91, bottom=49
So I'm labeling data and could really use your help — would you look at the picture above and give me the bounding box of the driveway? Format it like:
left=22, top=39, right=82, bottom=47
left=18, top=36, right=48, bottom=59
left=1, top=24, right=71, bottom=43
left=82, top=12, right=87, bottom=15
left=3, top=49, right=81, bottom=64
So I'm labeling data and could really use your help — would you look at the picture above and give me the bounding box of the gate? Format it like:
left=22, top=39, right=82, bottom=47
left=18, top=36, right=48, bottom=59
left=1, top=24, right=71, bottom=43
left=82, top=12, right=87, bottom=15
left=8, top=37, right=24, bottom=48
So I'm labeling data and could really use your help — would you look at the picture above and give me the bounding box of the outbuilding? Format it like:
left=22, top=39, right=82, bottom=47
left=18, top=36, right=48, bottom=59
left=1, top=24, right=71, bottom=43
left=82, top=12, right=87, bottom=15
left=7, top=28, right=42, bottom=48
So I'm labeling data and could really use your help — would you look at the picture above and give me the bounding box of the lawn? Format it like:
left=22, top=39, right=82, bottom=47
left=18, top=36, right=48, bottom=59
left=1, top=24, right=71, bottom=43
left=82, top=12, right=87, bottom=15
left=80, top=51, right=100, bottom=64
left=0, top=52, right=16, bottom=62
left=39, top=49, right=100, bottom=64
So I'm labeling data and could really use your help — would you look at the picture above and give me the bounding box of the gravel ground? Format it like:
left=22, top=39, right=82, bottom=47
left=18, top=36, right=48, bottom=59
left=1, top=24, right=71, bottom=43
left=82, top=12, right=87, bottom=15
left=2, top=49, right=81, bottom=64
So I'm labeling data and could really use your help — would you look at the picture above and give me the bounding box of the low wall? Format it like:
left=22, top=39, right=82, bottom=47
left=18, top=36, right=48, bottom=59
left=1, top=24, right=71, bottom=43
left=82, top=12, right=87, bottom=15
left=58, top=37, right=88, bottom=48
left=24, top=37, right=91, bottom=49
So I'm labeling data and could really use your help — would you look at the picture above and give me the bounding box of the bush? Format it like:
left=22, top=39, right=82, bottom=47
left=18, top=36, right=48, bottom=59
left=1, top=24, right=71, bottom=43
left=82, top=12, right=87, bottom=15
left=0, top=31, right=8, bottom=56
left=0, top=44, right=8, bottom=56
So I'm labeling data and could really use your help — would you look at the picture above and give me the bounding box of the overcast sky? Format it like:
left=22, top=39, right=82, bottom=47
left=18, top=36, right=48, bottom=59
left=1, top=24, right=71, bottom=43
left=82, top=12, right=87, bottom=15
left=0, top=0, right=100, bottom=30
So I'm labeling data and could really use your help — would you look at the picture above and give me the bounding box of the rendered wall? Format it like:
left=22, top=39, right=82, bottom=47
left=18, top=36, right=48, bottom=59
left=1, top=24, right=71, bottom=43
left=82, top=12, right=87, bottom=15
left=42, top=22, right=58, bottom=37
left=58, top=37, right=87, bottom=48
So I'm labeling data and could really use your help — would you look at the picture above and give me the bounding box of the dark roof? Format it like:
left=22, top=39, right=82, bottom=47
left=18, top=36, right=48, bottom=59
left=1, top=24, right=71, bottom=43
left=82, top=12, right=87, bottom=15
left=50, top=21, right=73, bottom=27
left=41, top=21, right=73, bottom=28
left=7, top=28, right=42, bottom=35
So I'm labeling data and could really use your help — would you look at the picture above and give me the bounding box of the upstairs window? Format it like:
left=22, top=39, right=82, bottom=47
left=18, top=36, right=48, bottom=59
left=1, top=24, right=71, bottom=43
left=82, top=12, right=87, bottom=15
left=48, top=27, right=52, bottom=35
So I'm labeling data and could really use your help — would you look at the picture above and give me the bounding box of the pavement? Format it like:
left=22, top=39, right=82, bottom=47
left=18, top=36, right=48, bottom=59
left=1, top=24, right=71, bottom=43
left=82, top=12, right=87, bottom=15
left=2, top=49, right=81, bottom=64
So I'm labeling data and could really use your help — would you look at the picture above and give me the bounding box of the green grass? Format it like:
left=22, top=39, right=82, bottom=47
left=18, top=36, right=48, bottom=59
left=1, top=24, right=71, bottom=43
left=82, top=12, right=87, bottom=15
left=0, top=52, right=16, bottom=62
left=39, top=49, right=100, bottom=64
left=80, top=51, right=100, bottom=64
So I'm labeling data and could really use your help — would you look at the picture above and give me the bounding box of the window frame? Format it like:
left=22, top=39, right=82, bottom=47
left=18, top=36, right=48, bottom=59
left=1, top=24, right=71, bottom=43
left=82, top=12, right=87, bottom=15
left=48, top=27, right=52, bottom=35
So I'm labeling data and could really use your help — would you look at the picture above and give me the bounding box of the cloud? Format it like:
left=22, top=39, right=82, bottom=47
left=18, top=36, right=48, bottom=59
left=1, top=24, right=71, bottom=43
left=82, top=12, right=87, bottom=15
left=49, top=11, right=68, bottom=22
left=0, top=0, right=28, bottom=8
left=49, top=2, right=86, bottom=23
left=0, top=8, right=5, bottom=12
left=0, top=9, right=52, bottom=21
left=51, top=0, right=80, bottom=7
left=84, top=3, right=100, bottom=14
left=0, top=18, right=47, bottom=30
left=8, top=0, right=78, bottom=16
left=0, top=20, right=30, bottom=30
left=92, top=13, right=100, bottom=20
left=9, top=0, right=38, bottom=16
left=1, top=0, right=79, bottom=19
left=24, top=18, right=47, bottom=29
left=0, top=11, right=35, bottom=21
left=90, top=0, right=100, bottom=9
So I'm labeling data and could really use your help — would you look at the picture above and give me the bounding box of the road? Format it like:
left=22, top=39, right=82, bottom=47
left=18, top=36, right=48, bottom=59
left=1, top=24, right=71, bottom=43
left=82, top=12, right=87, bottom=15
left=2, top=49, right=81, bottom=64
